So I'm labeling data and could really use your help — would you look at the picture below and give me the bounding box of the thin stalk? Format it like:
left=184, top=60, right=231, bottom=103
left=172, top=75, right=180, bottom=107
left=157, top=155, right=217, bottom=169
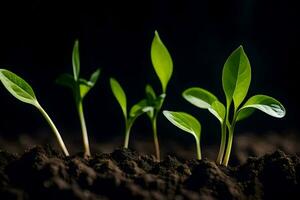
left=124, top=120, right=133, bottom=148
left=37, top=105, right=69, bottom=156
left=78, top=102, right=90, bottom=156
left=222, top=112, right=237, bottom=166
left=152, top=117, right=160, bottom=161
left=216, top=122, right=227, bottom=164
left=195, top=138, right=202, bottom=160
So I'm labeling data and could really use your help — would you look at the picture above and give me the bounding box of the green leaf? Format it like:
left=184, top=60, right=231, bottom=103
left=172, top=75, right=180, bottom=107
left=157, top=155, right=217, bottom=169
left=110, top=78, right=127, bottom=118
left=182, top=88, right=225, bottom=122
left=56, top=73, right=76, bottom=90
left=89, top=69, right=101, bottom=85
left=155, top=93, right=166, bottom=108
left=183, top=87, right=218, bottom=109
left=151, top=31, right=173, bottom=93
left=222, top=46, right=251, bottom=110
left=163, top=111, right=201, bottom=141
left=208, top=101, right=226, bottom=123
left=77, top=69, right=101, bottom=99
left=72, top=40, right=80, bottom=81
left=79, top=82, right=91, bottom=99
left=0, top=69, right=39, bottom=106
left=237, top=94, right=286, bottom=120
left=145, top=84, right=156, bottom=101
left=129, top=99, right=153, bottom=118
left=236, top=107, right=255, bottom=121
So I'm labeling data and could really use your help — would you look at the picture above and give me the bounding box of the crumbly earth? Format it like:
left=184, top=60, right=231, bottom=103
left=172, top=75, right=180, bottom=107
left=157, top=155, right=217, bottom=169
left=0, top=146, right=299, bottom=200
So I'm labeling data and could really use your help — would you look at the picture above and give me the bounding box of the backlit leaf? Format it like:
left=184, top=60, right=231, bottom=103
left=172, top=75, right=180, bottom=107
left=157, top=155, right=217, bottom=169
left=237, top=94, right=286, bottom=120
left=151, top=31, right=173, bottom=93
left=222, top=46, right=251, bottom=110
left=110, top=78, right=127, bottom=118
left=208, top=101, right=226, bottom=123
left=163, top=110, right=201, bottom=141
left=0, top=69, right=39, bottom=106
left=183, top=87, right=218, bottom=109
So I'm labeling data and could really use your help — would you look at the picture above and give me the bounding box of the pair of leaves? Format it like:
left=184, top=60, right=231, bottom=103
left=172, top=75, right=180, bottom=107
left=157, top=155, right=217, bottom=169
left=110, top=78, right=152, bottom=122
left=56, top=40, right=101, bottom=102
left=182, top=46, right=285, bottom=123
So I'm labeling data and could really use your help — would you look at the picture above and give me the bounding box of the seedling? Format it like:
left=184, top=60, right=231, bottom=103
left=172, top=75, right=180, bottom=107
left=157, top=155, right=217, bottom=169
left=111, top=31, right=173, bottom=161
left=0, top=69, right=70, bottom=156
left=110, top=78, right=152, bottom=148
left=56, top=40, right=100, bottom=156
left=163, top=111, right=202, bottom=160
left=183, top=46, right=286, bottom=166
left=143, top=30, right=173, bottom=161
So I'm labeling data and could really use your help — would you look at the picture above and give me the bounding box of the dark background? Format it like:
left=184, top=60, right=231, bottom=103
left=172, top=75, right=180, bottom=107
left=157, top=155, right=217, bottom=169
left=0, top=0, right=298, bottom=147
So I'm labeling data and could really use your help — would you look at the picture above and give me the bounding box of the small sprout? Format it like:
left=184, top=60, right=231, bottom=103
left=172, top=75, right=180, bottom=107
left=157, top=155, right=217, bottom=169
left=110, top=78, right=152, bottom=148
left=0, top=69, right=69, bottom=156
left=163, top=111, right=202, bottom=160
left=56, top=39, right=100, bottom=157
left=183, top=46, right=286, bottom=166
left=143, top=30, right=173, bottom=161
left=183, top=88, right=226, bottom=164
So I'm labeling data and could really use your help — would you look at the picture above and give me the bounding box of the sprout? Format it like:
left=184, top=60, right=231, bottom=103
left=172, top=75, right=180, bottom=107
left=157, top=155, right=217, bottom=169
left=0, top=69, right=69, bottom=156
left=183, top=46, right=286, bottom=166
left=110, top=78, right=152, bottom=148
left=111, top=31, right=174, bottom=161
left=163, top=111, right=202, bottom=160
left=56, top=40, right=100, bottom=157
left=143, top=30, right=173, bottom=161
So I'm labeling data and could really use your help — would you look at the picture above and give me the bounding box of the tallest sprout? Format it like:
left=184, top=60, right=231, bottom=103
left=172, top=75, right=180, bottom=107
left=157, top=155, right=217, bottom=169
left=145, top=31, right=173, bottom=161
left=56, top=40, right=101, bottom=157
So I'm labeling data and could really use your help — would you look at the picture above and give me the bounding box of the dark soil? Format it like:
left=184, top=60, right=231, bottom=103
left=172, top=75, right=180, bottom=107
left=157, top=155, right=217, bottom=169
left=0, top=146, right=299, bottom=200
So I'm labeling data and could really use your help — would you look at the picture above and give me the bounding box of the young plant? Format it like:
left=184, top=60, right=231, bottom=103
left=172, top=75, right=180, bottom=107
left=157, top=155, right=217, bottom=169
left=183, top=46, right=286, bottom=166
left=0, top=69, right=70, bottom=156
left=56, top=40, right=100, bottom=157
left=143, top=30, right=173, bottom=161
left=110, top=78, right=152, bottom=148
left=163, top=111, right=202, bottom=160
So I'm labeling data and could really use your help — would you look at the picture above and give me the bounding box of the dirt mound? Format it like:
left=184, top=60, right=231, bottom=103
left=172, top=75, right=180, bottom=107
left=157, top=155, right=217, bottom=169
left=0, top=146, right=299, bottom=200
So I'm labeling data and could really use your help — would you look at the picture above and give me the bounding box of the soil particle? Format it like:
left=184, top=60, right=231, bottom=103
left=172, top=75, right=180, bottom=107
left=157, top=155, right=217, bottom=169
left=0, top=146, right=299, bottom=200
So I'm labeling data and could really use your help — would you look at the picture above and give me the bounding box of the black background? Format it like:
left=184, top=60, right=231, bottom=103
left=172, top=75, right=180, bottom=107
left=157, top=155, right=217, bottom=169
left=0, top=0, right=298, bottom=145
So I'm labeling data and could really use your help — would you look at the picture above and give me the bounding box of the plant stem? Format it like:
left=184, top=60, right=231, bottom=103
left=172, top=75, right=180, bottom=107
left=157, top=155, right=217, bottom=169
left=152, top=117, right=160, bottom=161
left=216, top=122, right=227, bottom=164
left=196, top=138, right=202, bottom=160
left=222, top=113, right=237, bottom=166
left=78, top=102, right=91, bottom=157
left=37, top=105, right=69, bottom=156
left=124, top=121, right=133, bottom=148
left=222, top=127, right=233, bottom=166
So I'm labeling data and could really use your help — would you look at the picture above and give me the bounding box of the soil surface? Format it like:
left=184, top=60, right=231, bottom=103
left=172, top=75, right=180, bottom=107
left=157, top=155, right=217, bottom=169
left=0, top=146, right=299, bottom=200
